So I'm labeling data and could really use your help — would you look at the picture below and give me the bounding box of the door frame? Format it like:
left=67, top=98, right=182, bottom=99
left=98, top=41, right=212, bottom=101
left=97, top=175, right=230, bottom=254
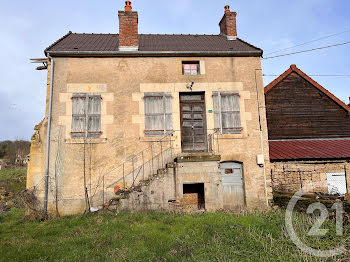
left=220, top=161, right=247, bottom=208
left=179, top=92, right=208, bottom=153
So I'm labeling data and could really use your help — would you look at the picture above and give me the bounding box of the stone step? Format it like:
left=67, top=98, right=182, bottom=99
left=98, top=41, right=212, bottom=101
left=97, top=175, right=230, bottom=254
left=108, top=161, right=176, bottom=211
left=175, top=154, right=220, bottom=163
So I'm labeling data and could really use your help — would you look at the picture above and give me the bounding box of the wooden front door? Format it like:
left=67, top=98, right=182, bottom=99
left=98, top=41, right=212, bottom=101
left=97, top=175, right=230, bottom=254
left=180, top=93, right=207, bottom=152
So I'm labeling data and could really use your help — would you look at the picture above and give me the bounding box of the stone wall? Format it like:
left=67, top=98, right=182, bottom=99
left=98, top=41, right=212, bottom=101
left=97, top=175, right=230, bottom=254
left=27, top=56, right=272, bottom=215
left=271, top=160, right=350, bottom=194
left=117, top=160, right=232, bottom=213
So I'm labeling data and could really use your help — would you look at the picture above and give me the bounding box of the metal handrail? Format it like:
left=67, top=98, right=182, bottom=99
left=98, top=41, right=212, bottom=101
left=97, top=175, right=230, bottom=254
left=102, top=131, right=175, bottom=180
left=208, top=129, right=220, bottom=153
left=98, top=128, right=221, bottom=206
left=100, top=131, right=176, bottom=203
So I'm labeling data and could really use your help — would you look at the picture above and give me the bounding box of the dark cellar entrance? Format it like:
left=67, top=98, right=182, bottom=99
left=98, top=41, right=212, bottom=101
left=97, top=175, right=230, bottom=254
left=183, top=183, right=205, bottom=210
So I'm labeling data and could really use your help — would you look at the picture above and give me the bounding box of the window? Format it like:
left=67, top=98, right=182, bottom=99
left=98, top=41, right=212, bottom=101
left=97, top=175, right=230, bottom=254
left=213, top=91, right=242, bottom=134
left=182, top=61, right=200, bottom=75
left=144, top=92, right=172, bottom=137
left=71, top=93, right=101, bottom=139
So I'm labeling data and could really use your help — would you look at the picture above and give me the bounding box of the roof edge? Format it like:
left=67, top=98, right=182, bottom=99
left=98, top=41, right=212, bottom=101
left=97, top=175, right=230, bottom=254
left=264, top=64, right=350, bottom=113
left=44, top=31, right=73, bottom=56
left=264, top=66, right=293, bottom=94
left=46, top=50, right=263, bottom=57
left=237, top=38, right=263, bottom=55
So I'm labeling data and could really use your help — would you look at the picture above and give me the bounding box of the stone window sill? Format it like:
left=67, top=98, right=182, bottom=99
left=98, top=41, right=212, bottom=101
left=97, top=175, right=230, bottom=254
left=217, top=133, right=247, bottom=139
left=64, top=138, right=107, bottom=144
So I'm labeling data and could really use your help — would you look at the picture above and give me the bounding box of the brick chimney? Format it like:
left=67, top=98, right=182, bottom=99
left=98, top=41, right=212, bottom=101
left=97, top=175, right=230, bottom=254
left=118, top=1, right=138, bottom=51
left=219, top=5, right=237, bottom=40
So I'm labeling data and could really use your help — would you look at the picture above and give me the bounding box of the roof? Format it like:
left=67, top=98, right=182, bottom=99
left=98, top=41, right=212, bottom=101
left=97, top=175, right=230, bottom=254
left=45, top=32, right=263, bottom=57
left=269, top=139, right=350, bottom=161
left=264, top=64, right=350, bottom=113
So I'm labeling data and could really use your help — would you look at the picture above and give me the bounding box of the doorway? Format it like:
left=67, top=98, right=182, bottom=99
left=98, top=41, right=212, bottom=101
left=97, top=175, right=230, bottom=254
left=183, top=183, right=205, bottom=210
left=220, top=162, right=245, bottom=209
left=180, top=92, right=207, bottom=152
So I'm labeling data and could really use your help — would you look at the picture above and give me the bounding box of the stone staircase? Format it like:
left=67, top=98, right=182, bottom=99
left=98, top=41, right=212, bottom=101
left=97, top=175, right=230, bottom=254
left=98, top=131, right=223, bottom=213
left=103, top=153, right=223, bottom=213
left=107, top=162, right=178, bottom=212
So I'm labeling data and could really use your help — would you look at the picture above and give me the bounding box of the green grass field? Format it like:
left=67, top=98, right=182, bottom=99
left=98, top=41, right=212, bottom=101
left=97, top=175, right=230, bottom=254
left=1, top=170, right=349, bottom=261
left=0, top=169, right=26, bottom=194
left=0, top=208, right=349, bottom=261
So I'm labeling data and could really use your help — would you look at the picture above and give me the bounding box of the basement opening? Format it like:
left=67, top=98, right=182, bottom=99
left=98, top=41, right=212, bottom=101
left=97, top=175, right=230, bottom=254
left=182, top=183, right=205, bottom=210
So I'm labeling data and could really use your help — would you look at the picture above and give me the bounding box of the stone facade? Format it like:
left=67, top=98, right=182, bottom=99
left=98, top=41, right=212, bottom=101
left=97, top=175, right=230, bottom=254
left=271, top=160, right=350, bottom=194
left=27, top=54, right=272, bottom=216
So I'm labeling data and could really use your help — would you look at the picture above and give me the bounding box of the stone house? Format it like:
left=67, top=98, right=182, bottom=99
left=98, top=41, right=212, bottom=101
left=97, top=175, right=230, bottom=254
left=27, top=2, right=272, bottom=215
left=15, top=154, right=30, bottom=166
left=265, top=65, right=350, bottom=195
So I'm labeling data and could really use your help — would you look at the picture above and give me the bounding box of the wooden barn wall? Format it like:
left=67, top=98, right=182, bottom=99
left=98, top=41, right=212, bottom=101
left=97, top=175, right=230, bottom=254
left=265, top=72, right=350, bottom=140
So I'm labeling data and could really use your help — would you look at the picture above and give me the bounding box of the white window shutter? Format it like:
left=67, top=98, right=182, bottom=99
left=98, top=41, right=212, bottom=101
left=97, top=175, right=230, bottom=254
left=213, top=92, right=222, bottom=132
left=213, top=91, right=241, bottom=134
left=71, top=93, right=101, bottom=139
left=87, top=95, right=101, bottom=138
left=232, top=95, right=241, bottom=129
left=144, top=93, right=172, bottom=136
left=145, top=96, right=164, bottom=132
left=164, top=96, right=173, bottom=133
left=72, top=93, right=86, bottom=138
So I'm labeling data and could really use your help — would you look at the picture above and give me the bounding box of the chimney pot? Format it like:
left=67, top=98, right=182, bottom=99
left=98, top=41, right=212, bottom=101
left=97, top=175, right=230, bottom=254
left=125, top=1, right=132, bottom=12
left=224, top=5, right=230, bottom=13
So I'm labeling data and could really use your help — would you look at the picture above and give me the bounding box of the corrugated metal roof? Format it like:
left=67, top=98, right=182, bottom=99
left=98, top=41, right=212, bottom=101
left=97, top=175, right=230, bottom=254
left=45, top=32, right=262, bottom=55
left=269, top=140, right=350, bottom=160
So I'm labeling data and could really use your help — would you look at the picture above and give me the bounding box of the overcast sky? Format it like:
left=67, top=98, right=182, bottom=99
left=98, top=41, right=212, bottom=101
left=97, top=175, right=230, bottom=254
left=1, top=0, right=349, bottom=141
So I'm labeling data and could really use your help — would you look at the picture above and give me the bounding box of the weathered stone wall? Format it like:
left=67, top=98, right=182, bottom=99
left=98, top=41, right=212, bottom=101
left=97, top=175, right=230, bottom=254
left=118, top=160, right=222, bottom=212
left=27, top=56, right=272, bottom=215
left=175, top=160, right=223, bottom=211
left=271, top=161, right=350, bottom=194
left=117, top=166, right=176, bottom=212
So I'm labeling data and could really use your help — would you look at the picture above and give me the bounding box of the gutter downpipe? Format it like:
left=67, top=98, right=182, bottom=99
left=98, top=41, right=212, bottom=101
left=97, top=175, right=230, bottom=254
left=44, top=54, right=54, bottom=213
left=255, top=68, right=269, bottom=207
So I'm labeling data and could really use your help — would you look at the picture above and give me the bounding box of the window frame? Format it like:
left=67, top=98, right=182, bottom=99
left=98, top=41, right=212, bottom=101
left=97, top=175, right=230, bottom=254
left=182, top=61, right=200, bottom=76
left=213, top=91, right=242, bottom=134
left=144, top=92, right=173, bottom=137
left=71, top=93, right=102, bottom=139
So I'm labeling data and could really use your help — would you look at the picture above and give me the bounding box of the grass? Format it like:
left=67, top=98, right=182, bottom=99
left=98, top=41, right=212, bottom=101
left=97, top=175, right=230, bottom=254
left=1, top=171, right=349, bottom=261
left=0, top=169, right=26, bottom=194
left=0, top=209, right=349, bottom=261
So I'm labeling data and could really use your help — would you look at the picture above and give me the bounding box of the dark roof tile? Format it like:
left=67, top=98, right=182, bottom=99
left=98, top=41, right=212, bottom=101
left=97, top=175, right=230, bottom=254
left=45, top=32, right=262, bottom=55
